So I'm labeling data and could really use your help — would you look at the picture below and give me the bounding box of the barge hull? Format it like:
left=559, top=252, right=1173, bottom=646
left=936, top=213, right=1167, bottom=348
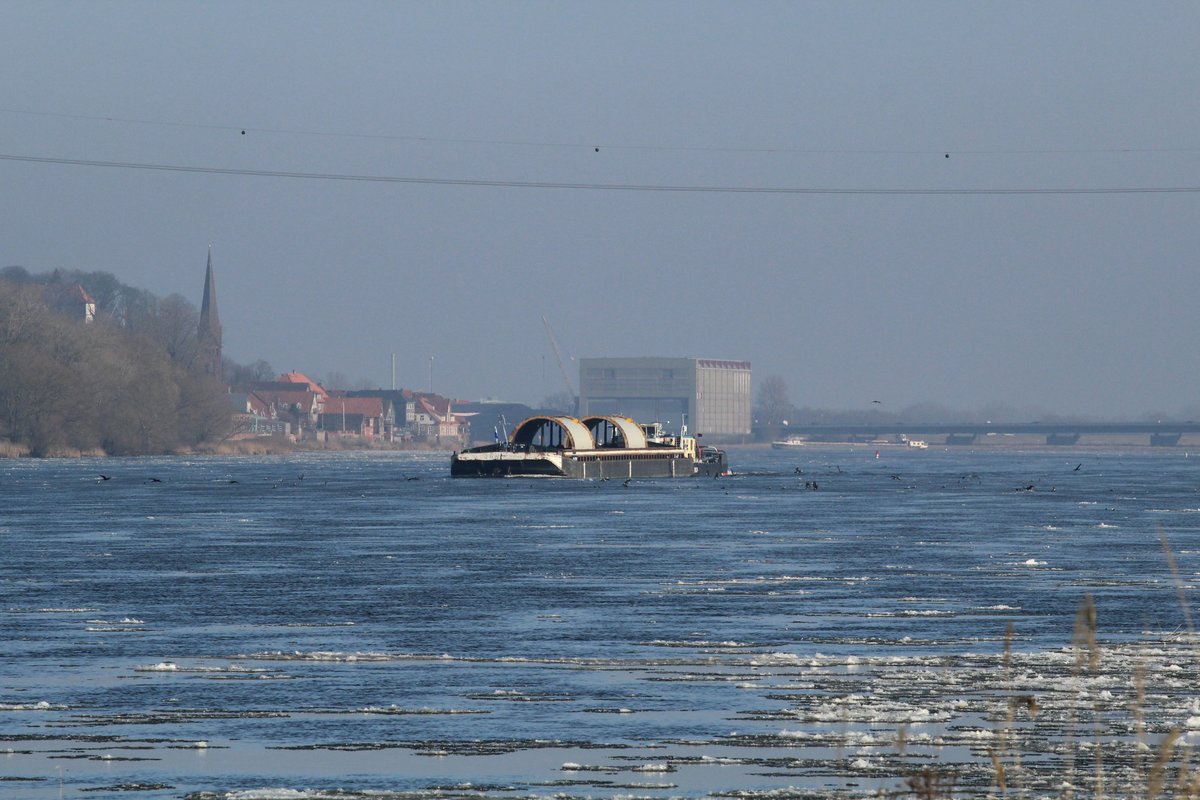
left=451, top=450, right=698, bottom=479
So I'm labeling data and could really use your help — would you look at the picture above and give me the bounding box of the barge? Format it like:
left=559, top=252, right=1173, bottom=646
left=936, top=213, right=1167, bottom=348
left=451, top=415, right=730, bottom=478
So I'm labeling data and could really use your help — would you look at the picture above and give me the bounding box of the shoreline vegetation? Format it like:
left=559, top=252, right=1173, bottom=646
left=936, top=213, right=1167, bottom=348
left=1, top=271, right=234, bottom=457
left=0, top=435, right=453, bottom=459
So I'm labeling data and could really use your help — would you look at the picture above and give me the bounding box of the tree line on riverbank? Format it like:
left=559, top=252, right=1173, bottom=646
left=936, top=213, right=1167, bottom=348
left=0, top=267, right=236, bottom=456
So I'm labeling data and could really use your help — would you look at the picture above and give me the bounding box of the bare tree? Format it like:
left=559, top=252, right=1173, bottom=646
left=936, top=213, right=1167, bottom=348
left=753, top=375, right=798, bottom=441
left=176, top=371, right=235, bottom=445
left=0, top=344, right=74, bottom=455
left=155, top=293, right=200, bottom=365
left=223, top=358, right=275, bottom=389
left=540, top=391, right=577, bottom=415
left=0, top=283, right=49, bottom=346
left=353, top=376, right=378, bottom=391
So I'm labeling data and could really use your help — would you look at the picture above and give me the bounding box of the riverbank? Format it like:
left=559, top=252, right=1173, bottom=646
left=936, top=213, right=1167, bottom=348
left=0, top=436, right=458, bottom=459
left=749, top=434, right=1200, bottom=451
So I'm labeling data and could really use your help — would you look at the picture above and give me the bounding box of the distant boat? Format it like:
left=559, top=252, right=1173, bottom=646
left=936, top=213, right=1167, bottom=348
left=771, top=436, right=807, bottom=449
left=907, top=439, right=929, bottom=449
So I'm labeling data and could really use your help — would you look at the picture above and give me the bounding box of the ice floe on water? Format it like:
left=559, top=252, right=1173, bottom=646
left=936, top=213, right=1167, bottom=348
left=0, top=700, right=65, bottom=711
left=211, top=791, right=315, bottom=800
left=85, top=626, right=145, bottom=633
left=34, top=607, right=99, bottom=613
left=133, top=662, right=288, bottom=680
left=356, top=705, right=487, bottom=715
left=241, top=650, right=397, bottom=662
left=646, top=639, right=759, bottom=649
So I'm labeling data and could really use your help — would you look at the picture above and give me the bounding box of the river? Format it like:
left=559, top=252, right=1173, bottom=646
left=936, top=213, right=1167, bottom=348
left=2, top=446, right=1198, bottom=798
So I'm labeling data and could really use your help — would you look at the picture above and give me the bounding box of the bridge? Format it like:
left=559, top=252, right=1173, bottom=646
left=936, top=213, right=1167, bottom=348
left=777, top=422, right=1200, bottom=447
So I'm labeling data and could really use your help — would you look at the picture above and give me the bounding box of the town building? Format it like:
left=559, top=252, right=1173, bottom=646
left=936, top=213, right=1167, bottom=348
left=578, top=357, right=751, bottom=438
left=245, top=373, right=329, bottom=438
left=279, top=371, right=328, bottom=401
left=227, top=392, right=293, bottom=438
left=38, top=283, right=96, bottom=324
left=319, top=394, right=395, bottom=441
left=407, top=392, right=471, bottom=445
left=344, top=389, right=472, bottom=445
left=454, top=400, right=545, bottom=444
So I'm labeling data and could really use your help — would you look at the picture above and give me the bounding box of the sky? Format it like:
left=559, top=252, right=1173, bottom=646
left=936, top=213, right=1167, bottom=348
left=3, top=2, right=1199, bottom=418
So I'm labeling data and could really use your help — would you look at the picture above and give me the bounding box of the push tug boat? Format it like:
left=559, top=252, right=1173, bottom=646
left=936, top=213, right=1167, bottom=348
left=451, top=415, right=730, bottom=478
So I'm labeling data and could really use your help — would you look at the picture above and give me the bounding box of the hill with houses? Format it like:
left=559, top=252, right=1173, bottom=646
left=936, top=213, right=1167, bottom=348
left=0, top=269, right=231, bottom=456
left=0, top=265, right=535, bottom=456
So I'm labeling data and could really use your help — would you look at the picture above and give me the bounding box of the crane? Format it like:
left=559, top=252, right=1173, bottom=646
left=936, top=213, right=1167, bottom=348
left=541, top=315, right=576, bottom=399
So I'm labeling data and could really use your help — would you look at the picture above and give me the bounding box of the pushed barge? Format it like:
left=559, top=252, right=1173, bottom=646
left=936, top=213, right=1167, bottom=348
left=451, top=415, right=730, bottom=478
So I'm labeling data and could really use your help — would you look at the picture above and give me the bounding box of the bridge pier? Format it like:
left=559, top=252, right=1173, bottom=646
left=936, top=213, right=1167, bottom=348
left=1046, top=433, right=1080, bottom=446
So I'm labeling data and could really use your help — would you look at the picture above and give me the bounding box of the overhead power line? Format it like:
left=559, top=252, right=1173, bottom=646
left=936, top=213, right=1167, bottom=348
left=2, top=152, right=1199, bottom=195
left=2, top=107, right=1199, bottom=156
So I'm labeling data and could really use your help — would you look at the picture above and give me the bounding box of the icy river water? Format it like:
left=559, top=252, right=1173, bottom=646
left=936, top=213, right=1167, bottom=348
left=3, top=446, right=1200, bottom=799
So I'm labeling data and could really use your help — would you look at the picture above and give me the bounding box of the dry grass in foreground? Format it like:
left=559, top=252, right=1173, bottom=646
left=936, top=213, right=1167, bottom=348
left=879, top=538, right=1199, bottom=798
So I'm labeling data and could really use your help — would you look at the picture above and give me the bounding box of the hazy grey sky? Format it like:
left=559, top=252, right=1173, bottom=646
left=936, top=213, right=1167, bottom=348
left=3, top=2, right=1198, bottom=417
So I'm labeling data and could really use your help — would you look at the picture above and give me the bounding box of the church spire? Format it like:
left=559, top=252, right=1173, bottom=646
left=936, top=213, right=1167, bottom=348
left=198, top=246, right=222, bottom=379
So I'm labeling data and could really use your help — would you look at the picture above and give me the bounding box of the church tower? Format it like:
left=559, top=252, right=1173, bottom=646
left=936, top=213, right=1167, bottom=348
left=197, top=246, right=223, bottom=380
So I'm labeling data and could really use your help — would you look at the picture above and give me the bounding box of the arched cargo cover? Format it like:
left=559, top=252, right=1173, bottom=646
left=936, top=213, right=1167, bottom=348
left=582, top=416, right=648, bottom=449
left=510, top=416, right=596, bottom=450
